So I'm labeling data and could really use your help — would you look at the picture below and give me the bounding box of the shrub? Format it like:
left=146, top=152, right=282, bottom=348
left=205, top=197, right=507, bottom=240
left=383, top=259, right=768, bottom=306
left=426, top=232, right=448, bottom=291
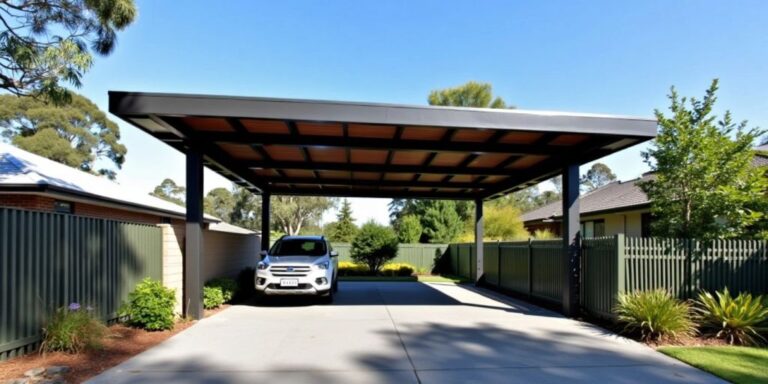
left=206, top=277, right=238, bottom=303
left=532, top=229, right=556, bottom=240
left=351, top=221, right=399, bottom=273
left=41, top=303, right=106, bottom=353
left=235, top=267, right=256, bottom=301
left=203, top=286, right=225, bottom=309
left=122, top=278, right=176, bottom=331
left=695, top=288, right=768, bottom=346
left=615, top=289, right=696, bottom=342
left=338, top=261, right=370, bottom=276
left=397, top=215, right=422, bottom=243
left=381, top=263, right=415, bottom=277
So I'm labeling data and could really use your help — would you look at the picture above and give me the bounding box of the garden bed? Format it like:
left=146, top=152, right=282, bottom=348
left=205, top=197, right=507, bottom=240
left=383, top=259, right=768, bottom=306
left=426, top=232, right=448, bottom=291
left=0, top=321, right=193, bottom=383
left=0, top=306, right=228, bottom=383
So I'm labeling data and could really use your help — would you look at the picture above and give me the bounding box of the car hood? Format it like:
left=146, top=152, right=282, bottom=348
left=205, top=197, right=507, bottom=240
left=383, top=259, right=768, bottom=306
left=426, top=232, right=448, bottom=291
left=267, top=255, right=326, bottom=265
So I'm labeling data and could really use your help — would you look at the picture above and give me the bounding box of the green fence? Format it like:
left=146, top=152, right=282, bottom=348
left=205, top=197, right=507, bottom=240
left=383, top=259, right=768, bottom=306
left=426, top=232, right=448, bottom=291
left=445, top=235, right=768, bottom=320
left=0, top=208, right=162, bottom=360
left=332, top=243, right=448, bottom=273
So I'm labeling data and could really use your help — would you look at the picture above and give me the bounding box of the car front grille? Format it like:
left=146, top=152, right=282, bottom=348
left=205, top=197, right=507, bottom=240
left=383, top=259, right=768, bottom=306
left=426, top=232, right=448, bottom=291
left=270, top=265, right=311, bottom=277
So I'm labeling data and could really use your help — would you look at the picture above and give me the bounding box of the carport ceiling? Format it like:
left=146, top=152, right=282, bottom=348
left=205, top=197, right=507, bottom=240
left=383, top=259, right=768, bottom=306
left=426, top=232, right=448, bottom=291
left=109, top=92, right=657, bottom=200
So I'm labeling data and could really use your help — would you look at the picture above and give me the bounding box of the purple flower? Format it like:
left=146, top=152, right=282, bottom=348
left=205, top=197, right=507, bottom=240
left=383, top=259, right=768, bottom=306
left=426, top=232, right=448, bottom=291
left=68, top=302, right=80, bottom=311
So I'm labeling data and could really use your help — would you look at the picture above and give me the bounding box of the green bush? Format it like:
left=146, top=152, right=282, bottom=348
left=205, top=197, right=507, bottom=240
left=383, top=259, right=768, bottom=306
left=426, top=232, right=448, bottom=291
left=615, top=289, right=696, bottom=342
left=41, top=303, right=106, bottom=353
left=338, top=261, right=370, bottom=276
left=381, top=263, right=415, bottom=277
left=206, top=277, right=238, bottom=303
left=695, top=288, right=768, bottom=346
left=203, top=286, right=225, bottom=309
left=351, top=221, right=399, bottom=273
left=397, top=215, right=422, bottom=243
left=121, top=278, right=176, bottom=331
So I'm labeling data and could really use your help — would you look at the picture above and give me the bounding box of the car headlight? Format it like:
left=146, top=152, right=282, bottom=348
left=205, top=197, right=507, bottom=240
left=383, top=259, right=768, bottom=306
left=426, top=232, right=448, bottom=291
left=257, top=261, right=269, bottom=270
left=316, top=261, right=330, bottom=270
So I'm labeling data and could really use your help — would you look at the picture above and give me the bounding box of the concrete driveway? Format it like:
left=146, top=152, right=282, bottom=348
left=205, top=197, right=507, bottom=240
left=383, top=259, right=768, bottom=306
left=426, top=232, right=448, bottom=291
left=89, top=282, right=723, bottom=384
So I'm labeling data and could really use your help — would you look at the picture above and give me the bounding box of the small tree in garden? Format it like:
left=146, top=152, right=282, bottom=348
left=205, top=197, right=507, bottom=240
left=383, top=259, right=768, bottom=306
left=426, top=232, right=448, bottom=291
left=351, top=221, right=398, bottom=274
left=397, top=214, right=422, bottom=243
left=640, top=79, right=767, bottom=239
left=326, top=198, right=358, bottom=242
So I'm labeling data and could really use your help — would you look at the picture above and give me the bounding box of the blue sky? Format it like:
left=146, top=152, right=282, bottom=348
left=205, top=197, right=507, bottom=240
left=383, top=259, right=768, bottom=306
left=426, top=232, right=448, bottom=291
left=75, top=0, right=768, bottom=224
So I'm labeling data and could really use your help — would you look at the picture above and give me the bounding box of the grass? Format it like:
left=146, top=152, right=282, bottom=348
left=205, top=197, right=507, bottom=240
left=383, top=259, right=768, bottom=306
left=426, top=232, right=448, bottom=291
left=338, top=274, right=470, bottom=283
left=658, top=346, right=768, bottom=384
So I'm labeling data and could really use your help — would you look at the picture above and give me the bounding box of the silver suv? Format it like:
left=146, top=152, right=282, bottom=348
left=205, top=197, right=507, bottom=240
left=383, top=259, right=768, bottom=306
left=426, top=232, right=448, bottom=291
left=255, top=236, right=339, bottom=302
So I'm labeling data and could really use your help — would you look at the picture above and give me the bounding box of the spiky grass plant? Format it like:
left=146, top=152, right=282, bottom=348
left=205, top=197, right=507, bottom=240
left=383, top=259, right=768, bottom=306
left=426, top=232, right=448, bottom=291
left=695, top=288, right=768, bottom=346
left=615, top=289, right=696, bottom=342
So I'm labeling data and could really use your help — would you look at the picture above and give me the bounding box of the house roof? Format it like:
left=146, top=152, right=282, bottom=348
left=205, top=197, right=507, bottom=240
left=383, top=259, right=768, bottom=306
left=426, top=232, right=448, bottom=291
left=0, top=142, right=219, bottom=222
left=109, top=91, right=657, bottom=200
left=522, top=146, right=768, bottom=223
left=521, top=174, right=652, bottom=223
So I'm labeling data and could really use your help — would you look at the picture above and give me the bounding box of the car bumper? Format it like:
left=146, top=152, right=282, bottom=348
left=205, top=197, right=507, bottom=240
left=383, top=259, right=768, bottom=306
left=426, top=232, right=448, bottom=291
left=255, top=268, right=333, bottom=296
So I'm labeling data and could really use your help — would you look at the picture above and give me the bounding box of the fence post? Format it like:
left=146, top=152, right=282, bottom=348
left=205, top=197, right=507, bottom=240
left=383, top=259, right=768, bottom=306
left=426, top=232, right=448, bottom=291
left=527, top=238, right=533, bottom=298
left=615, top=234, right=625, bottom=300
left=497, top=241, right=502, bottom=289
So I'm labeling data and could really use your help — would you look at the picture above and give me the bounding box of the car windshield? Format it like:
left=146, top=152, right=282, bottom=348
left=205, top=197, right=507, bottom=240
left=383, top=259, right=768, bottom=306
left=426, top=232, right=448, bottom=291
left=269, top=239, right=327, bottom=257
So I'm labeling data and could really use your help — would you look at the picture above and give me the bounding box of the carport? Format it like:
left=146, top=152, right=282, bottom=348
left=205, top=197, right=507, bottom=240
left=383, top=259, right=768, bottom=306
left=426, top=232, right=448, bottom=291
left=108, top=92, right=656, bottom=319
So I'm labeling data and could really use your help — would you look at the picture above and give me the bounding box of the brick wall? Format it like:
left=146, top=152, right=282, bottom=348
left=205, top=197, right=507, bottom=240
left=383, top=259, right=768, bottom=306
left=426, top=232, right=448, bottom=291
left=158, top=223, right=185, bottom=315
left=0, top=193, right=170, bottom=224
left=0, top=195, right=56, bottom=211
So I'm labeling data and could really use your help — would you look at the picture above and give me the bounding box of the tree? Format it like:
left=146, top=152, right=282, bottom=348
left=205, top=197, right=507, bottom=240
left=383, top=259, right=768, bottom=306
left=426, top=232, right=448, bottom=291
left=396, top=215, right=422, bottom=243
left=229, top=186, right=260, bottom=230
left=150, top=178, right=185, bottom=206
left=204, top=187, right=234, bottom=221
left=0, top=93, right=126, bottom=178
left=639, top=79, right=767, bottom=239
left=484, top=205, right=527, bottom=241
left=272, top=196, right=336, bottom=236
left=325, top=198, right=357, bottom=242
left=351, top=221, right=398, bottom=274
left=428, top=81, right=509, bottom=109
left=422, top=200, right=463, bottom=243
left=581, top=163, right=617, bottom=192
left=0, top=0, right=137, bottom=103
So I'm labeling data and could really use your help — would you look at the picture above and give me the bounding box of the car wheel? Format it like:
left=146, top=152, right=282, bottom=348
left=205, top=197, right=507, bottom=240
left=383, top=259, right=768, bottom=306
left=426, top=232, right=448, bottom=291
left=332, top=275, right=339, bottom=293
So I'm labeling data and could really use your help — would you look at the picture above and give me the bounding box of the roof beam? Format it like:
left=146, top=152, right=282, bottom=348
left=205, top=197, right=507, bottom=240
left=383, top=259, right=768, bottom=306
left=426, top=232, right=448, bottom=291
left=245, top=159, right=520, bottom=176
left=261, top=176, right=481, bottom=189
left=200, top=131, right=576, bottom=155
left=266, top=186, right=477, bottom=200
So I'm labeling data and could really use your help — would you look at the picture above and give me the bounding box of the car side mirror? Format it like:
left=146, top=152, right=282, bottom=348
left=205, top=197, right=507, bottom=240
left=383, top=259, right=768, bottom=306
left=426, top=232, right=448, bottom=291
left=330, top=250, right=338, bottom=257
left=259, top=250, right=268, bottom=259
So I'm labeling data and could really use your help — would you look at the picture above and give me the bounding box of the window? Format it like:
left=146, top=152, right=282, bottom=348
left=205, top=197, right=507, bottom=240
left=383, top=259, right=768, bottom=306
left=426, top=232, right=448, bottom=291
left=269, top=239, right=327, bottom=257
left=53, top=200, right=73, bottom=214
left=580, top=219, right=605, bottom=238
left=641, top=212, right=653, bottom=237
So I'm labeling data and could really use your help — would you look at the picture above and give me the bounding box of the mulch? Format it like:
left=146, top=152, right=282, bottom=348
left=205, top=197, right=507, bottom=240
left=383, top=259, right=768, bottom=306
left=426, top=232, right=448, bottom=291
left=0, top=305, right=230, bottom=383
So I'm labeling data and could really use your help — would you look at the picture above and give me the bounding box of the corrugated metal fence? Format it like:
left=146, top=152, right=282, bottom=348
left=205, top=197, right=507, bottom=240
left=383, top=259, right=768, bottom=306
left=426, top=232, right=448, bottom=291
left=333, top=243, right=448, bottom=273
left=0, top=208, right=162, bottom=360
left=445, top=236, right=768, bottom=320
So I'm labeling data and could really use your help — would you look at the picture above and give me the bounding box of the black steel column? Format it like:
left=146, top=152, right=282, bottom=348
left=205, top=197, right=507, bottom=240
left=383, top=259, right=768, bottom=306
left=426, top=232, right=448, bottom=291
left=561, top=163, right=581, bottom=317
left=261, top=193, right=271, bottom=252
left=475, top=198, right=484, bottom=284
left=185, top=148, right=204, bottom=320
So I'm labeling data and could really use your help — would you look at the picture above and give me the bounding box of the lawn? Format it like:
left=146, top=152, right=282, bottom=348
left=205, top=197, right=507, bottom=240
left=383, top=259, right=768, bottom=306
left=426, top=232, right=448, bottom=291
left=658, top=346, right=768, bottom=384
left=339, top=275, right=469, bottom=283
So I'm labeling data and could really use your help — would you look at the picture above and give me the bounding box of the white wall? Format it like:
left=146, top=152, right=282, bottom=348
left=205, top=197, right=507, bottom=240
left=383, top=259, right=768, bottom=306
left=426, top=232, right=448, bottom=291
left=202, top=230, right=260, bottom=283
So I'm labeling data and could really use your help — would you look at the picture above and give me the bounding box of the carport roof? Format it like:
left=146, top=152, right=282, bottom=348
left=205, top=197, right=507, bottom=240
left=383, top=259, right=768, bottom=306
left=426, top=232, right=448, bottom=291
left=109, top=91, right=657, bottom=200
